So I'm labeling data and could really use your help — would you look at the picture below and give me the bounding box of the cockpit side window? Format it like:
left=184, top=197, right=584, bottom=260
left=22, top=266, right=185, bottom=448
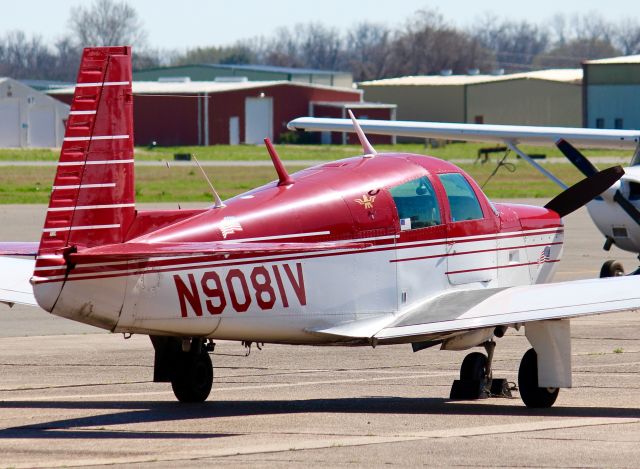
left=438, top=173, right=484, bottom=222
left=390, top=176, right=441, bottom=230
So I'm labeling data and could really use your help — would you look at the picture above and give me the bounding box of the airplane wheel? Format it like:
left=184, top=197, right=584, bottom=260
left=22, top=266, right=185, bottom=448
left=600, top=260, right=624, bottom=278
left=460, top=352, right=488, bottom=381
left=518, top=348, right=559, bottom=408
left=171, top=351, right=213, bottom=403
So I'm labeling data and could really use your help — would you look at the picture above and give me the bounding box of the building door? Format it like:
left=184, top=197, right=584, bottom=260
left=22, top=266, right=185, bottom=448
left=229, top=116, right=240, bottom=145
left=245, top=97, right=273, bottom=144
left=0, top=99, right=21, bottom=147
left=28, top=107, right=56, bottom=147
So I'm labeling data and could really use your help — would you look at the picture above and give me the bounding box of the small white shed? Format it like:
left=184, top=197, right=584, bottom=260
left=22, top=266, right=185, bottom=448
left=0, top=78, right=69, bottom=148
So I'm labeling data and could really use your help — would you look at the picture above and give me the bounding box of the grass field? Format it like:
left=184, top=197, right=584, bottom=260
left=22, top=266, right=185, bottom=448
left=0, top=142, right=630, bottom=203
left=0, top=159, right=589, bottom=204
left=0, top=142, right=633, bottom=162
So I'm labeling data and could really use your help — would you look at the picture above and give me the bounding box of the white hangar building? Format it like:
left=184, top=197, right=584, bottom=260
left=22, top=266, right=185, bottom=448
left=0, top=78, right=69, bottom=148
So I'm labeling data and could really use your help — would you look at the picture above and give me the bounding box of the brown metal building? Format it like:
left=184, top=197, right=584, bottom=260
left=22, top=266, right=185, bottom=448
left=49, top=81, right=393, bottom=146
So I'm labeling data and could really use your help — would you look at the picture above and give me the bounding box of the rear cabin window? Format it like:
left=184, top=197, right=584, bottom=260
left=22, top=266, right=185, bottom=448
left=438, top=173, right=484, bottom=222
left=390, top=176, right=441, bottom=230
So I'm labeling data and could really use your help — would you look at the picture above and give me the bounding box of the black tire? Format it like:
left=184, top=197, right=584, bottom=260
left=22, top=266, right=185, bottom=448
left=518, top=348, right=559, bottom=408
left=600, top=260, right=624, bottom=278
left=460, top=352, right=488, bottom=381
left=171, top=351, right=213, bottom=403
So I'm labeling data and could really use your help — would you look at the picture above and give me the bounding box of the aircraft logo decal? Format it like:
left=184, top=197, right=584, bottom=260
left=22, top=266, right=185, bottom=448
left=538, top=246, right=551, bottom=264
left=355, top=194, right=376, bottom=209
left=219, top=217, right=243, bottom=239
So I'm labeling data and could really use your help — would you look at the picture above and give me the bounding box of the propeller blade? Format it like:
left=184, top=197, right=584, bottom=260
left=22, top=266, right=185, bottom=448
left=556, top=139, right=599, bottom=177
left=545, top=165, right=624, bottom=217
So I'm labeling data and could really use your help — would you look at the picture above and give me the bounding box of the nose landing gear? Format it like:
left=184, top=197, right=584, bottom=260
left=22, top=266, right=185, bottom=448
left=600, top=260, right=625, bottom=278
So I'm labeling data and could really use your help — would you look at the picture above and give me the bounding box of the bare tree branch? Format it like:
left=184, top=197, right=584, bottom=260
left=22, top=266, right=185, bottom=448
left=68, top=0, right=147, bottom=48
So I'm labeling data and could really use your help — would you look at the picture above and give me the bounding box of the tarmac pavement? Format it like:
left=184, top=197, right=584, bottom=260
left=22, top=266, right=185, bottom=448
left=0, top=203, right=639, bottom=468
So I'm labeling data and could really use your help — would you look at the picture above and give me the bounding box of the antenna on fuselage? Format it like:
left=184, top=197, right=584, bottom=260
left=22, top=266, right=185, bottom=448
left=348, top=109, right=377, bottom=158
left=264, top=138, right=294, bottom=186
left=192, top=154, right=225, bottom=208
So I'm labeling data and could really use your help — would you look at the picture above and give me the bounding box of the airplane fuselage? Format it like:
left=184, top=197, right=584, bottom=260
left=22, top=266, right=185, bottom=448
left=33, top=153, right=563, bottom=344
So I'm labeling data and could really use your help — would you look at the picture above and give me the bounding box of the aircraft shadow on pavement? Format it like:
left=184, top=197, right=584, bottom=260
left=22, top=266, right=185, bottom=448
left=0, top=397, right=639, bottom=439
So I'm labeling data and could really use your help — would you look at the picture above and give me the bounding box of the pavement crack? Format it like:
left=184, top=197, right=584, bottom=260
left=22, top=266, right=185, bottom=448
left=0, top=380, right=152, bottom=392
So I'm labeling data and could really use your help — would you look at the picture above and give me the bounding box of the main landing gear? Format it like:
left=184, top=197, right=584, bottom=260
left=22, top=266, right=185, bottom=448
left=150, top=336, right=215, bottom=403
left=450, top=343, right=559, bottom=408
left=450, top=341, right=512, bottom=400
left=518, top=348, right=559, bottom=408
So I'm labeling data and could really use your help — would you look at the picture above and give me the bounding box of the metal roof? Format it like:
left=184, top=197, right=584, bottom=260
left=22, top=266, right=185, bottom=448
left=136, top=63, right=349, bottom=76
left=312, top=101, right=397, bottom=109
left=48, top=80, right=360, bottom=95
left=209, top=64, right=349, bottom=75
left=18, top=79, right=74, bottom=90
left=584, top=54, right=640, bottom=65
left=359, top=69, right=583, bottom=87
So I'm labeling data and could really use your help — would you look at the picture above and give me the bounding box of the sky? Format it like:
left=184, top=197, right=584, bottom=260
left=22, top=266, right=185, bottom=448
left=0, top=0, right=636, bottom=51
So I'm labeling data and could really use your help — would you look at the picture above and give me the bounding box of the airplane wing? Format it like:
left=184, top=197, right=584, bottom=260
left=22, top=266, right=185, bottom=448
left=70, top=240, right=369, bottom=263
left=311, top=276, right=640, bottom=342
left=0, top=257, right=37, bottom=307
left=0, top=242, right=39, bottom=256
left=287, top=117, right=640, bottom=150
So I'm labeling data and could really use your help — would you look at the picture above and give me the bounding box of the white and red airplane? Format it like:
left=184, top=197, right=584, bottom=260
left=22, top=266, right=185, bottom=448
left=1, top=47, right=640, bottom=407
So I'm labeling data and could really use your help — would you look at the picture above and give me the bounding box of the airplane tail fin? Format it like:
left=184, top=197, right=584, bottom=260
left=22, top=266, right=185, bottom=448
left=33, top=46, right=135, bottom=308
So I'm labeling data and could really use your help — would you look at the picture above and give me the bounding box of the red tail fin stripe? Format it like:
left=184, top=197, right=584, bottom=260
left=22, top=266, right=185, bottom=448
left=48, top=203, right=135, bottom=212
left=52, top=183, right=116, bottom=190
left=63, top=135, right=129, bottom=142
left=75, top=81, right=131, bottom=88
left=58, top=159, right=134, bottom=167
left=43, top=224, right=121, bottom=233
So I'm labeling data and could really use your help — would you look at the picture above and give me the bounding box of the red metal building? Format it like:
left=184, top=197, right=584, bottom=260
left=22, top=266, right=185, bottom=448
left=49, top=81, right=395, bottom=146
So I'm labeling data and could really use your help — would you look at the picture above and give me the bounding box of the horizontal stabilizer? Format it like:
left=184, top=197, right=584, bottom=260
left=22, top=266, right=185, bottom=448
left=70, top=240, right=369, bottom=262
left=0, top=257, right=37, bottom=307
left=0, top=242, right=39, bottom=256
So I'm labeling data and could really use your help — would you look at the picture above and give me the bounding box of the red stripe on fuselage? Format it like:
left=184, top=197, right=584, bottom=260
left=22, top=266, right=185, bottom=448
left=58, top=227, right=564, bottom=277
left=32, top=228, right=563, bottom=284
left=392, top=241, right=564, bottom=263
left=446, top=259, right=560, bottom=275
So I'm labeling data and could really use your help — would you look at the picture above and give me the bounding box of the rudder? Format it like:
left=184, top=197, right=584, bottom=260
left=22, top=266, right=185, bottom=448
left=33, top=46, right=135, bottom=310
